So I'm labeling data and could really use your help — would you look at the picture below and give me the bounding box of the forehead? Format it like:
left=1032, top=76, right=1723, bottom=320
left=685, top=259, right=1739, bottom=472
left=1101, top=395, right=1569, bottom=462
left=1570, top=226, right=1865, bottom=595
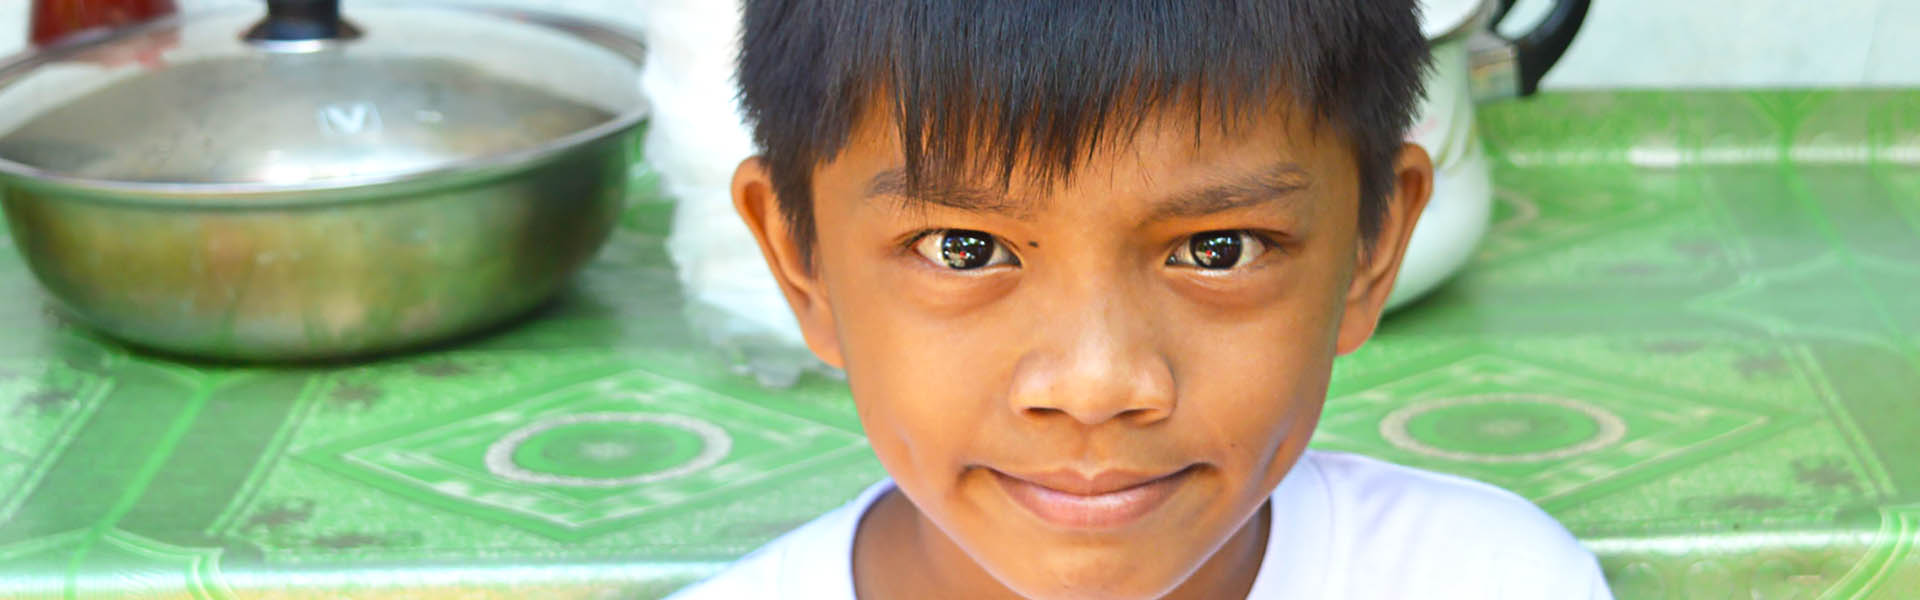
left=817, top=102, right=1356, bottom=216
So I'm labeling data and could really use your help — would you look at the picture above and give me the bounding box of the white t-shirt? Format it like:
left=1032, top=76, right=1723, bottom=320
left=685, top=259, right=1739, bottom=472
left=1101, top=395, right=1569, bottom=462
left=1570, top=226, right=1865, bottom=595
left=668, top=450, right=1614, bottom=599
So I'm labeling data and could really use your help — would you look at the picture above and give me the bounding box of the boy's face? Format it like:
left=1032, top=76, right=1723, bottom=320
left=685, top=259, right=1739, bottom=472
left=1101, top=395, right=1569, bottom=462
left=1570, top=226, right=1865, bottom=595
left=734, top=106, right=1430, bottom=599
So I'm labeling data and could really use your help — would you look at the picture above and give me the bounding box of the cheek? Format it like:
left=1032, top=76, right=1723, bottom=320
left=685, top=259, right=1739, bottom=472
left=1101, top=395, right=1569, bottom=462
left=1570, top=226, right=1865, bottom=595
left=827, top=260, right=1016, bottom=486
left=1168, top=269, right=1343, bottom=485
left=1179, top=330, right=1329, bottom=458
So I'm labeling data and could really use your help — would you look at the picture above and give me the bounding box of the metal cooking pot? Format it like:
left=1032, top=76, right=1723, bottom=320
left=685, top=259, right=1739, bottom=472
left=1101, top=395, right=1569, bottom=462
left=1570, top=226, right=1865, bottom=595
left=0, top=0, right=648, bottom=361
left=1388, top=0, right=1588, bottom=311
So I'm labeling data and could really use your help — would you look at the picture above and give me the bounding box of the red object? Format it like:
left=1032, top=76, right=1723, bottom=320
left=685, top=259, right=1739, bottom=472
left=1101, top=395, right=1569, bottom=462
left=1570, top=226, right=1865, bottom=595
left=30, top=0, right=178, bottom=46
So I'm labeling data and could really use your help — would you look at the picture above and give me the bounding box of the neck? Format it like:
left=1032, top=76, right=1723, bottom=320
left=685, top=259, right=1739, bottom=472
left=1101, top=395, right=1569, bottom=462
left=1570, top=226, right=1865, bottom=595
left=853, top=490, right=1272, bottom=600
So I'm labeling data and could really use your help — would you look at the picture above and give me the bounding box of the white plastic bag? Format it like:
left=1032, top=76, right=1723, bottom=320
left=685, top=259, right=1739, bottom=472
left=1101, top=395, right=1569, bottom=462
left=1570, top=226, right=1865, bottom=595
left=636, top=0, right=829, bottom=387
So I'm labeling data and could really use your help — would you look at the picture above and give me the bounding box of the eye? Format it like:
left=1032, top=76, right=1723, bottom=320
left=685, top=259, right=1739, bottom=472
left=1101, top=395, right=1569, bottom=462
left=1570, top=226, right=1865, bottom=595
left=1167, top=230, right=1268, bottom=270
left=912, top=229, right=1020, bottom=270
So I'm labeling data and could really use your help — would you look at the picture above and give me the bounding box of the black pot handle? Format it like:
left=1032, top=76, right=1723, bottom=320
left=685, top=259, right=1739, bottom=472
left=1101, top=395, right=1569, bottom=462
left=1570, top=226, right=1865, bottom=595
left=1491, top=0, right=1590, bottom=96
left=248, top=0, right=353, bottom=42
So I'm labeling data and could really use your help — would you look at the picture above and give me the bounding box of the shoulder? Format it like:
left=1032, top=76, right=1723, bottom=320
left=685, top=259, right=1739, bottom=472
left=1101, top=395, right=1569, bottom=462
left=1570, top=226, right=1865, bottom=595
left=663, top=539, right=797, bottom=600
left=1305, top=450, right=1577, bottom=545
left=1300, top=451, right=1611, bottom=599
left=665, top=480, right=890, bottom=600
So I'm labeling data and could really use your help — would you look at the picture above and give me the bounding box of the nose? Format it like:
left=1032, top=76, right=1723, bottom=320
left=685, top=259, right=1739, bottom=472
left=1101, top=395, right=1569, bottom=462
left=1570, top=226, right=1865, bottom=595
left=1007, top=294, right=1175, bottom=427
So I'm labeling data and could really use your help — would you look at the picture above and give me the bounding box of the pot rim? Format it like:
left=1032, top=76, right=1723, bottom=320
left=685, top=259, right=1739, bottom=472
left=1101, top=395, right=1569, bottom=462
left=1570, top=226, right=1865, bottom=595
left=0, top=2, right=649, bottom=208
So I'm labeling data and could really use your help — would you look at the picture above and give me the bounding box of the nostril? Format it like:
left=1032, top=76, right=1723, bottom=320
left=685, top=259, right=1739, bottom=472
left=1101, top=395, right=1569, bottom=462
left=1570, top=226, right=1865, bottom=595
left=1021, top=406, right=1067, bottom=419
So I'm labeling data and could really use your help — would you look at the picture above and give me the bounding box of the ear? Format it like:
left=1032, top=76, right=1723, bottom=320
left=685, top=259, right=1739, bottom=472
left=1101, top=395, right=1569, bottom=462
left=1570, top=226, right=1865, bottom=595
left=1335, top=144, right=1434, bottom=355
left=732, top=157, right=847, bottom=369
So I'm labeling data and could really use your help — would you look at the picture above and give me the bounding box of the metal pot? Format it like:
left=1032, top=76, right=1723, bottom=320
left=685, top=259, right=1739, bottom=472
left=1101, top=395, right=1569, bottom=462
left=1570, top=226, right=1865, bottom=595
left=0, top=0, right=649, bottom=361
left=1389, top=0, right=1588, bottom=311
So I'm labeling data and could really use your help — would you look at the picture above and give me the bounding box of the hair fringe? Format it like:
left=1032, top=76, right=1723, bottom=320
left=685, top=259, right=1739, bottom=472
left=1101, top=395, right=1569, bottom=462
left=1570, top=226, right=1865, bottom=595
left=739, top=0, right=1432, bottom=263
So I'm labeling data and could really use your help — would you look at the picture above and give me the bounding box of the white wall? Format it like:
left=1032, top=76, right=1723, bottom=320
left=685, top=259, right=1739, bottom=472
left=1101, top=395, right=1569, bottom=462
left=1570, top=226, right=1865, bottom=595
left=1510, top=0, right=1918, bottom=88
left=0, top=0, right=1914, bottom=87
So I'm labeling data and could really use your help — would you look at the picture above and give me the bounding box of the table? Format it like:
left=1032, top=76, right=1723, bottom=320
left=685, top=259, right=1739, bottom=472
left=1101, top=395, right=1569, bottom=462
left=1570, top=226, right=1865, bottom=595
left=0, top=90, right=1915, bottom=599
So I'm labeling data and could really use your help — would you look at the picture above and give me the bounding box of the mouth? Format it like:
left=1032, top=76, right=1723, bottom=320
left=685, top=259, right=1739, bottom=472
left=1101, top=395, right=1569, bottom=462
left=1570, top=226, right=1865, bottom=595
left=990, top=465, right=1197, bottom=530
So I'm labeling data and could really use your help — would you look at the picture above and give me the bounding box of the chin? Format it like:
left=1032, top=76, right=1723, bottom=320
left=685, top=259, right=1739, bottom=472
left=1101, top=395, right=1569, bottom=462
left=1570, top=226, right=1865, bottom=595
left=945, top=471, right=1235, bottom=600
left=1001, top=576, right=1185, bottom=600
left=985, top=550, right=1197, bottom=600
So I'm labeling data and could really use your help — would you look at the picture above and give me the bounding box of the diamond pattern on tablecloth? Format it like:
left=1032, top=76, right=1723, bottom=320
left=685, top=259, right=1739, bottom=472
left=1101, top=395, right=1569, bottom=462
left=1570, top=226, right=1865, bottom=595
left=0, top=357, right=113, bottom=525
left=299, top=368, right=866, bottom=541
left=1315, top=351, right=1790, bottom=509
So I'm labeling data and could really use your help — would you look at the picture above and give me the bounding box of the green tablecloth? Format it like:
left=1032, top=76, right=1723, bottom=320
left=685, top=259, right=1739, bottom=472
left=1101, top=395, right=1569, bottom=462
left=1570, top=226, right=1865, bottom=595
left=0, top=91, right=1915, bottom=599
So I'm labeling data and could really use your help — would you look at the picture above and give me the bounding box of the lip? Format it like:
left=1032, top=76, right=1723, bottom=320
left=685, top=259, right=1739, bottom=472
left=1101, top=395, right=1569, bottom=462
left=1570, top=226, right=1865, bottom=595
left=991, top=465, right=1195, bottom=530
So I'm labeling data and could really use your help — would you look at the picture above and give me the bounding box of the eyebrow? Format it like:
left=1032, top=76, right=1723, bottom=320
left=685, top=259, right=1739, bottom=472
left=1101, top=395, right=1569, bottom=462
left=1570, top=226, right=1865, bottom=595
left=1151, top=164, right=1313, bottom=220
left=863, top=169, right=1031, bottom=216
left=861, top=163, right=1312, bottom=219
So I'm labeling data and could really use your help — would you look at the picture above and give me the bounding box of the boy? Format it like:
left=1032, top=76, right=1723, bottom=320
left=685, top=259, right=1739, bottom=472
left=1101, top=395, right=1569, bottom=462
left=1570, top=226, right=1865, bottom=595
left=672, top=1, right=1613, bottom=598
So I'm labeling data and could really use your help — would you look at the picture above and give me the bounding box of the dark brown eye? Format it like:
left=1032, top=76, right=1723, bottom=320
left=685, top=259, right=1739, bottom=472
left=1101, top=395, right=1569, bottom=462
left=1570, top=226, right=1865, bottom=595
left=1168, top=230, right=1266, bottom=270
left=941, top=231, right=993, bottom=268
left=913, top=229, right=1017, bottom=270
left=1190, top=233, right=1242, bottom=269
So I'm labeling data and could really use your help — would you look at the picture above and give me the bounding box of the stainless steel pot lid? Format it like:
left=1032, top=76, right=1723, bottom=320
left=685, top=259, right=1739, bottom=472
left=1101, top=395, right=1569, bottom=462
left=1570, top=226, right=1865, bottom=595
left=0, top=0, right=646, bottom=192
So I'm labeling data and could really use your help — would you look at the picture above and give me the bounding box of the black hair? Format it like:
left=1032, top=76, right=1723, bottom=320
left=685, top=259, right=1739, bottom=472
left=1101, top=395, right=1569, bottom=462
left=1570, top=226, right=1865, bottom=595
left=737, top=0, right=1431, bottom=262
